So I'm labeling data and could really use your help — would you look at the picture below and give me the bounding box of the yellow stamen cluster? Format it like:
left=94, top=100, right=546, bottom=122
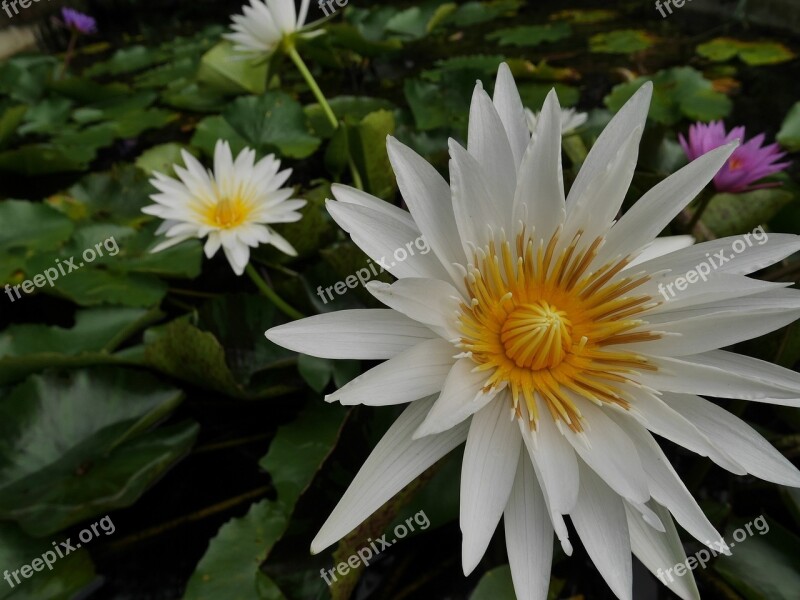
left=458, top=228, right=660, bottom=432
left=206, top=197, right=250, bottom=229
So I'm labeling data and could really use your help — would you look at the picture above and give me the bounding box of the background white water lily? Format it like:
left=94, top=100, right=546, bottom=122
left=143, top=140, right=305, bottom=276
left=267, top=64, right=800, bottom=600
left=224, top=0, right=321, bottom=55
left=526, top=106, right=588, bottom=136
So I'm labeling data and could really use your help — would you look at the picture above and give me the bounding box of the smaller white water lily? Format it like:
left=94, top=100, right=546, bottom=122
left=225, top=0, right=322, bottom=56
left=143, top=140, right=305, bottom=276
left=526, top=106, right=588, bottom=136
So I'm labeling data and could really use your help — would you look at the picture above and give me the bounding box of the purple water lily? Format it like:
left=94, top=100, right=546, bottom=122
left=679, top=121, right=790, bottom=193
left=61, top=7, right=97, bottom=35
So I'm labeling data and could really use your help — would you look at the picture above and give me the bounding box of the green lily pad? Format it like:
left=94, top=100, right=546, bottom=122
left=83, top=45, right=167, bottom=78
left=550, top=8, right=617, bottom=23
left=183, top=401, right=346, bottom=600
left=0, top=105, right=27, bottom=150
left=0, top=307, right=160, bottom=385
left=304, top=95, right=397, bottom=138
left=777, top=102, right=800, bottom=152
left=471, top=565, right=515, bottom=599
left=0, top=144, right=88, bottom=175
left=223, top=93, right=321, bottom=159
left=135, top=143, right=193, bottom=176
left=197, top=41, right=268, bottom=95
left=18, top=97, right=73, bottom=135
left=349, top=109, right=397, bottom=200
left=0, top=367, right=194, bottom=536
left=143, top=317, right=297, bottom=400
left=605, top=67, right=732, bottom=125
left=589, top=29, right=657, bottom=54
left=0, top=56, right=58, bottom=104
left=518, top=82, right=580, bottom=110
left=190, top=115, right=250, bottom=159
left=0, top=200, right=73, bottom=253
left=442, top=0, right=521, bottom=27
left=697, top=38, right=796, bottom=66
left=0, top=522, right=95, bottom=600
left=486, top=23, right=572, bottom=47
left=714, top=518, right=800, bottom=599
left=701, top=189, right=794, bottom=237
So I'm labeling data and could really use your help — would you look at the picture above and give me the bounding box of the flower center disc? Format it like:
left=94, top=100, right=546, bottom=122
left=501, top=301, right=572, bottom=370
left=210, top=197, right=247, bottom=229
left=458, top=231, right=661, bottom=431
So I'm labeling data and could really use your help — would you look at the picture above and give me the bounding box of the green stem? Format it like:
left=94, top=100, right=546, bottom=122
left=347, top=155, right=364, bottom=190
left=58, top=31, right=79, bottom=80
left=287, top=45, right=338, bottom=130
left=245, top=264, right=305, bottom=320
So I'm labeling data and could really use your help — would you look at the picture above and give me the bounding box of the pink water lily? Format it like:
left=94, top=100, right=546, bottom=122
left=680, top=121, right=790, bottom=193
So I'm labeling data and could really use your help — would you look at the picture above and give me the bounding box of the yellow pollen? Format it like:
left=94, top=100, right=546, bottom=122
left=458, top=230, right=660, bottom=432
left=501, top=301, right=572, bottom=370
left=207, top=197, right=249, bottom=229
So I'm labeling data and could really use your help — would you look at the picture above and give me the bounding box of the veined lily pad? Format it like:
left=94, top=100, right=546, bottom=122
left=0, top=367, right=196, bottom=536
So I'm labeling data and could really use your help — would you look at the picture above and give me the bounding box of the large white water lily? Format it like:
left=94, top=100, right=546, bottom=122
left=224, top=0, right=322, bottom=56
left=266, top=64, right=800, bottom=600
left=143, top=140, right=305, bottom=276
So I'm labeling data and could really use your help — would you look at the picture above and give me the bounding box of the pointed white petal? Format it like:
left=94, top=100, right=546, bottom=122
left=661, top=392, right=800, bottom=487
left=265, top=309, right=436, bottom=359
left=311, top=396, right=468, bottom=554
left=625, top=501, right=701, bottom=600
left=467, top=83, right=517, bottom=231
left=640, top=353, right=800, bottom=405
left=366, top=278, right=462, bottom=340
left=564, top=399, right=650, bottom=503
left=571, top=460, right=633, bottom=600
left=414, top=359, right=501, bottom=439
left=386, top=138, right=466, bottom=285
left=567, top=82, right=651, bottom=214
left=628, top=235, right=695, bottom=268
left=449, top=138, right=498, bottom=250
left=601, top=143, right=737, bottom=263
left=610, top=411, right=726, bottom=551
left=513, top=89, right=565, bottom=241
left=326, top=338, right=456, bottom=406
left=325, top=199, right=450, bottom=281
left=504, top=450, right=554, bottom=600
left=518, top=397, right=580, bottom=514
left=492, top=63, right=529, bottom=169
left=460, top=400, right=521, bottom=574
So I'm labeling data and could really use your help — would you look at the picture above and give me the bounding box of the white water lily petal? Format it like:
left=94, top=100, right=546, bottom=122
left=518, top=397, right=580, bottom=514
left=640, top=353, right=800, bottom=404
left=266, top=309, right=436, bottom=359
left=602, top=143, right=737, bottom=263
left=642, top=275, right=788, bottom=313
left=628, top=235, right=695, bottom=268
left=367, top=278, right=463, bottom=340
left=326, top=199, right=451, bottom=281
left=460, top=399, right=521, bottom=575
left=637, top=233, right=800, bottom=277
left=504, top=449, right=554, bottom=600
left=331, top=183, right=417, bottom=229
left=571, top=460, right=633, bottom=600
left=449, top=138, right=500, bottom=250
left=662, top=392, right=800, bottom=487
left=513, top=89, right=565, bottom=241
left=564, top=399, right=650, bottom=503
left=414, top=359, right=502, bottom=439
left=326, top=338, right=456, bottom=406
left=311, top=396, right=469, bottom=554
left=566, top=81, right=651, bottom=214
left=468, top=83, right=517, bottom=231
left=492, top=63, right=529, bottom=168
left=386, top=138, right=466, bottom=285
left=611, top=411, right=726, bottom=551
left=625, top=501, right=701, bottom=600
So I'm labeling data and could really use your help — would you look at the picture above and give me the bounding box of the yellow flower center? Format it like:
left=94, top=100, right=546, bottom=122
left=206, top=197, right=249, bottom=229
left=459, top=229, right=660, bottom=432
left=728, top=157, right=744, bottom=171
